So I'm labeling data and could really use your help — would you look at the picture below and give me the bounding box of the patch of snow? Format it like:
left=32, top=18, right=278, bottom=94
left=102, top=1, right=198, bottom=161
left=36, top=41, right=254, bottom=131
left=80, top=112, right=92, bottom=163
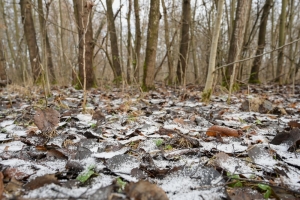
left=201, top=141, right=248, bottom=153
left=118, top=135, right=146, bottom=145
left=0, top=120, right=14, bottom=127
left=93, top=147, right=129, bottom=159
left=0, top=141, right=24, bottom=153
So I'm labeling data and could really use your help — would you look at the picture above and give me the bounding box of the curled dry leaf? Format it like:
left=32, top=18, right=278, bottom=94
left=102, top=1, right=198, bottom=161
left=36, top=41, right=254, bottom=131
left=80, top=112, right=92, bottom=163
left=24, top=174, right=60, bottom=190
left=206, top=125, right=241, bottom=137
left=34, top=107, right=60, bottom=136
left=125, top=180, right=169, bottom=200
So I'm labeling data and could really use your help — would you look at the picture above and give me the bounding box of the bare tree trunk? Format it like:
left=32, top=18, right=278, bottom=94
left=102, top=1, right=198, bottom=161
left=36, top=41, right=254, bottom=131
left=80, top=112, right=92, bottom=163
left=190, top=0, right=198, bottom=84
left=249, top=0, right=273, bottom=83
left=73, top=0, right=95, bottom=89
left=276, top=0, right=287, bottom=84
left=126, top=0, right=132, bottom=84
left=20, top=0, right=41, bottom=82
left=176, top=0, right=191, bottom=85
left=142, top=0, right=160, bottom=91
left=161, top=0, right=175, bottom=84
left=106, top=0, right=122, bottom=83
left=203, top=0, right=224, bottom=100
left=0, top=40, right=7, bottom=81
left=288, top=0, right=295, bottom=84
left=37, top=0, right=56, bottom=84
left=225, top=0, right=250, bottom=85
left=133, top=0, right=141, bottom=82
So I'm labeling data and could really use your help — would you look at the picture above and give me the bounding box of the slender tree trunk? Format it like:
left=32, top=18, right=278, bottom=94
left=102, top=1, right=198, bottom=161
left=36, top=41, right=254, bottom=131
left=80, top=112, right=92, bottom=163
left=20, top=0, right=41, bottom=82
left=161, top=0, right=175, bottom=84
left=59, top=1, right=67, bottom=82
left=106, top=0, right=122, bottom=82
left=37, top=0, right=56, bottom=84
left=276, top=0, right=287, bottom=84
left=190, top=0, right=198, bottom=84
left=133, top=0, right=141, bottom=82
left=126, top=0, right=132, bottom=84
left=73, top=0, right=95, bottom=89
left=0, top=41, right=6, bottom=81
left=203, top=0, right=224, bottom=100
left=176, top=0, right=191, bottom=85
left=142, top=0, right=160, bottom=91
left=249, top=0, right=273, bottom=83
left=225, top=0, right=250, bottom=85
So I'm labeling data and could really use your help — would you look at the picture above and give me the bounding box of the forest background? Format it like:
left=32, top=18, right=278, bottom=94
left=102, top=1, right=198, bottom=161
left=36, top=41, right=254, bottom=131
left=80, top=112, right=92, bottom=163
left=0, top=0, right=299, bottom=97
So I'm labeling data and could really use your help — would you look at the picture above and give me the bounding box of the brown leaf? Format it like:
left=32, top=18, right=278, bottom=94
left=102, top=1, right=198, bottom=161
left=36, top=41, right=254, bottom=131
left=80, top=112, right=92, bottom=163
left=3, top=167, right=31, bottom=180
left=34, top=107, right=60, bottom=133
left=5, top=177, right=23, bottom=195
left=125, top=180, right=169, bottom=200
left=47, top=149, right=68, bottom=160
left=206, top=125, right=241, bottom=137
left=173, top=118, right=185, bottom=125
left=24, top=174, right=60, bottom=190
left=288, top=121, right=300, bottom=129
left=0, top=172, right=3, bottom=199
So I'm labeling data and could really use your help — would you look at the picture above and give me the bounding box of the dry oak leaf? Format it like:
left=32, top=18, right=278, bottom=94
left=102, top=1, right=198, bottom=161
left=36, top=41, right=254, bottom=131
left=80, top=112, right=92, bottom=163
left=34, top=107, right=60, bottom=133
left=125, top=180, right=169, bottom=200
left=206, top=125, right=242, bottom=137
left=24, top=174, right=60, bottom=190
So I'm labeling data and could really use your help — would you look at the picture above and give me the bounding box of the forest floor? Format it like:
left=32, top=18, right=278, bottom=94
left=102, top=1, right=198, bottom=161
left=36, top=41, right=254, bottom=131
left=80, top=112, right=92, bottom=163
left=0, top=84, right=300, bottom=200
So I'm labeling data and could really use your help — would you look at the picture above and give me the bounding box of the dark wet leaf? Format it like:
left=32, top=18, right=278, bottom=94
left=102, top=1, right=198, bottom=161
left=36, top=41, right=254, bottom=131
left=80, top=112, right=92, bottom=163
left=106, top=154, right=140, bottom=174
left=227, top=187, right=264, bottom=200
left=75, top=146, right=92, bottom=160
left=65, top=160, right=84, bottom=172
left=270, top=128, right=300, bottom=150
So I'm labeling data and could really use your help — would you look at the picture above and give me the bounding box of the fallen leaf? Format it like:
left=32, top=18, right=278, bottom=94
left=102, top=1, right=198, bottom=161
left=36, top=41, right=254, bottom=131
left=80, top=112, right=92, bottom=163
left=206, top=125, right=241, bottom=137
left=34, top=107, right=60, bottom=134
left=125, top=180, right=169, bottom=200
left=288, top=121, right=300, bottom=129
left=24, top=174, right=60, bottom=190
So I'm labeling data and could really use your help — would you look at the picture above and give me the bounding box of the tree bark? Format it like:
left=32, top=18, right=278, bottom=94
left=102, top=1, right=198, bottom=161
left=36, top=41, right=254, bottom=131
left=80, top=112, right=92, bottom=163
left=133, top=0, right=141, bottom=82
left=161, top=0, right=175, bottom=84
left=0, top=41, right=7, bottom=81
left=37, top=0, right=56, bottom=84
left=20, top=0, right=41, bottom=82
left=106, top=0, right=122, bottom=82
left=176, top=0, right=191, bottom=85
left=190, top=0, right=198, bottom=84
left=276, top=0, right=287, bottom=84
left=126, top=0, right=132, bottom=84
left=73, top=0, right=95, bottom=89
left=203, top=0, right=224, bottom=99
left=225, top=0, right=251, bottom=85
left=249, top=0, right=273, bottom=83
left=142, top=0, right=160, bottom=90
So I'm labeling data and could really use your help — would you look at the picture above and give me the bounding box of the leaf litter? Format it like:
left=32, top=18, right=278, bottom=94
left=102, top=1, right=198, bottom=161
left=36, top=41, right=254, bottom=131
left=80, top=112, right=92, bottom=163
left=0, top=84, right=300, bottom=199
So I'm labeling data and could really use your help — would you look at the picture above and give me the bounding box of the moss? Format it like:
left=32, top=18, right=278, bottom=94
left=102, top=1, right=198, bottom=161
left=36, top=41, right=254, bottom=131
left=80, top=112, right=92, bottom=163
left=202, top=89, right=212, bottom=102
left=113, top=76, right=122, bottom=86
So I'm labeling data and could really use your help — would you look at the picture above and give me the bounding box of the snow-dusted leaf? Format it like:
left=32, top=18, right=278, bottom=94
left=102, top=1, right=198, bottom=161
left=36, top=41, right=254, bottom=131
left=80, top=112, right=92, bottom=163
left=34, top=108, right=60, bottom=134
